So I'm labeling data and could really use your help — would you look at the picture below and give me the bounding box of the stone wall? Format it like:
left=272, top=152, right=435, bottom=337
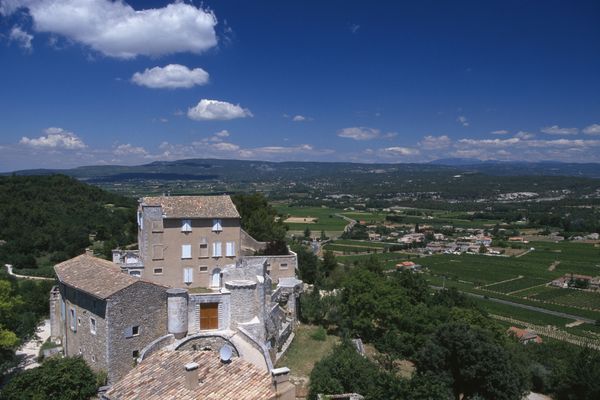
left=61, top=284, right=109, bottom=376
left=245, top=253, right=298, bottom=283
left=106, top=281, right=168, bottom=384
left=188, top=292, right=231, bottom=334
left=175, top=334, right=240, bottom=356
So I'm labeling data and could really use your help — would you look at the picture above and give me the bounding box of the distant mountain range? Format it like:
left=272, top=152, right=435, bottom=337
left=5, top=158, right=600, bottom=181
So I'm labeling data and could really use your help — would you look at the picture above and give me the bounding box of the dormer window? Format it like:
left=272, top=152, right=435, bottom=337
left=181, top=219, right=192, bottom=232
left=212, top=219, right=222, bottom=232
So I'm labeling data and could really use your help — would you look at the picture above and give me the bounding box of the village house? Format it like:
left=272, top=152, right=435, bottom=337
left=507, top=327, right=543, bottom=344
left=50, top=195, right=302, bottom=386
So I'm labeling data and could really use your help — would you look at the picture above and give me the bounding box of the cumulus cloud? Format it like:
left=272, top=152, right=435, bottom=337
left=515, top=131, right=535, bottom=140
left=337, top=127, right=380, bottom=140
left=211, top=142, right=240, bottom=151
left=19, top=127, right=86, bottom=149
left=456, top=115, right=469, bottom=127
left=491, top=130, right=509, bottom=135
left=583, top=124, right=600, bottom=135
left=215, top=130, right=230, bottom=138
left=187, top=99, right=253, bottom=121
left=292, top=115, right=307, bottom=122
left=381, top=147, right=420, bottom=156
left=1, top=0, right=217, bottom=59
left=419, top=135, right=451, bottom=150
left=131, top=64, right=209, bottom=89
left=113, top=143, right=147, bottom=156
left=9, top=25, right=33, bottom=51
left=541, top=125, right=579, bottom=135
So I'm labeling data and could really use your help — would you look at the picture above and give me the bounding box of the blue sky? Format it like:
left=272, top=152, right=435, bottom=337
left=1, top=0, right=599, bottom=171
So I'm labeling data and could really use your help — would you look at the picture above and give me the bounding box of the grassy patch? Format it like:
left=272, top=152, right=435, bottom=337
left=276, top=324, right=340, bottom=377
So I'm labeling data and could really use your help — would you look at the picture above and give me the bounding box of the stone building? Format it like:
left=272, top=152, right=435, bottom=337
left=51, top=195, right=302, bottom=386
left=113, top=195, right=297, bottom=286
left=50, top=254, right=168, bottom=383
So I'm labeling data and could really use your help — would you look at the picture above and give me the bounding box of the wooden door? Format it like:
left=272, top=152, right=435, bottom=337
left=200, top=303, right=219, bottom=330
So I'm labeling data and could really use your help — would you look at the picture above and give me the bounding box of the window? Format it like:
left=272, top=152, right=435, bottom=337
left=90, top=317, right=97, bottom=335
left=132, top=350, right=140, bottom=358
left=137, top=211, right=143, bottom=229
left=78, top=317, right=81, bottom=326
left=151, top=220, right=163, bottom=232
left=69, top=308, right=76, bottom=332
left=129, top=270, right=141, bottom=277
left=279, top=263, right=288, bottom=270
left=181, top=219, right=192, bottom=232
left=226, top=242, right=235, bottom=257
left=152, top=244, right=164, bottom=260
left=212, top=242, right=222, bottom=257
left=212, top=219, right=222, bottom=232
left=182, top=244, right=192, bottom=259
left=125, top=326, right=140, bottom=338
left=79, top=347, right=83, bottom=355
left=199, top=238, right=209, bottom=258
left=91, top=354, right=96, bottom=362
left=153, top=268, right=163, bottom=275
left=199, top=266, right=208, bottom=273
left=184, top=267, right=193, bottom=284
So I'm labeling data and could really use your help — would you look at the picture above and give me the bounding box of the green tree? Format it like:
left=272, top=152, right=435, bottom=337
left=553, top=348, right=600, bottom=400
left=416, top=322, right=528, bottom=400
left=231, top=193, right=287, bottom=245
left=321, top=250, right=337, bottom=277
left=293, top=245, right=320, bottom=284
left=0, top=357, right=98, bottom=400
left=303, top=226, right=312, bottom=239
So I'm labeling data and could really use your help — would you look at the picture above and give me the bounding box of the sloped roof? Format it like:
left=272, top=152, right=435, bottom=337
left=141, top=195, right=240, bottom=219
left=105, top=349, right=275, bottom=400
left=54, top=254, right=141, bottom=299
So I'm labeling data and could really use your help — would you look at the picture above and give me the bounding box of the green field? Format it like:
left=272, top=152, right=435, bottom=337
left=337, top=252, right=412, bottom=269
left=323, top=239, right=396, bottom=254
left=524, top=286, right=600, bottom=310
left=473, top=297, right=575, bottom=327
left=275, top=205, right=348, bottom=232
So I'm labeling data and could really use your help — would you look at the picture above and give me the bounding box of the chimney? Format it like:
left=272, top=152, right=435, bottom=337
left=184, top=362, right=199, bottom=390
left=85, top=248, right=94, bottom=256
left=271, top=367, right=295, bottom=400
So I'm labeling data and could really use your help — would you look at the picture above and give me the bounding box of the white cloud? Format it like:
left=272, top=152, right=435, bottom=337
left=382, top=147, right=420, bottom=156
left=456, top=115, right=469, bottom=127
left=187, top=99, right=253, bottom=121
left=9, top=25, right=33, bottom=51
left=1, top=0, right=217, bottom=59
left=131, top=64, right=209, bottom=89
left=583, top=124, right=600, bottom=135
left=350, top=24, right=360, bottom=33
left=292, top=115, right=307, bottom=122
left=211, top=142, right=239, bottom=151
left=19, top=127, right=86, bottom=149
left=541, top=125, right=579, bottom=135
left=491, top=130, right=509, bottom=135
left=113, top=143, right=147, bottom=156
left=419, top=135, right=451, bottom=150
left=215, top=130, right=230, bottom=138
left=515, top=131, right=535, bottom=140
left=337, top=127, right=380, bottom=140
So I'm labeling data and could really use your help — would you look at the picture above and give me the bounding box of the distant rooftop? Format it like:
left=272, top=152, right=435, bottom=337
left=54, top=254, right=154, bottom=299
left=141, top=195, right=240, bottom=219
left=105, top=349, right=274, bottom=400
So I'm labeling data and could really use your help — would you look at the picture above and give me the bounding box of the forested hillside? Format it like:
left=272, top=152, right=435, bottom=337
left=0, top=175, right=137, bottom=276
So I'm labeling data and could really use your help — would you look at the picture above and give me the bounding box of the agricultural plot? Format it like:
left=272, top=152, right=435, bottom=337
left=484, top=277, right=548, bottom=294
left=274, top=206, right=348, bottom=231
left=525, top=286, right=600, bottom=310
left=337, top=252, right=410, bottom=269
left=324, top=244, right=385, bottom=254
left=472, top=297, right=575, bottom=327
left=339, top=212, right=386, bottom=223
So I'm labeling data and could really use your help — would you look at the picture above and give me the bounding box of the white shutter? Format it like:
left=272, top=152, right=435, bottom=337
left=226, top=242, right=235, bottom=257
left=213, top=242, right=222, bottom=257
left=184, top=268, right=193, bottom=284
left=181, top=219, right=192, bottom=232
left=182, top=244, right=192, bottom=259
left=212, top=219, right=222, bottom=232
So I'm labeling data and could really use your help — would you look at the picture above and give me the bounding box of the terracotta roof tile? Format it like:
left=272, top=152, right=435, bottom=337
left=55, top=254, right=142, bottom=299
left=141, top=195, right=240, bottom=219
left=106, top=349, right=275, bottom=400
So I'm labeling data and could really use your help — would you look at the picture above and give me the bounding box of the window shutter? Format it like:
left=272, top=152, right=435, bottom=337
left=213, top=242, right=222, bottom=257
left=124, top=326, right=133, bottom=338
left=181, top=219, right=192, bottom=232
left=226, top=242, right=235, bottom=257
left=182, top=244, right=192, bottom=259
left=212, top=219, right=222, bottom=232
